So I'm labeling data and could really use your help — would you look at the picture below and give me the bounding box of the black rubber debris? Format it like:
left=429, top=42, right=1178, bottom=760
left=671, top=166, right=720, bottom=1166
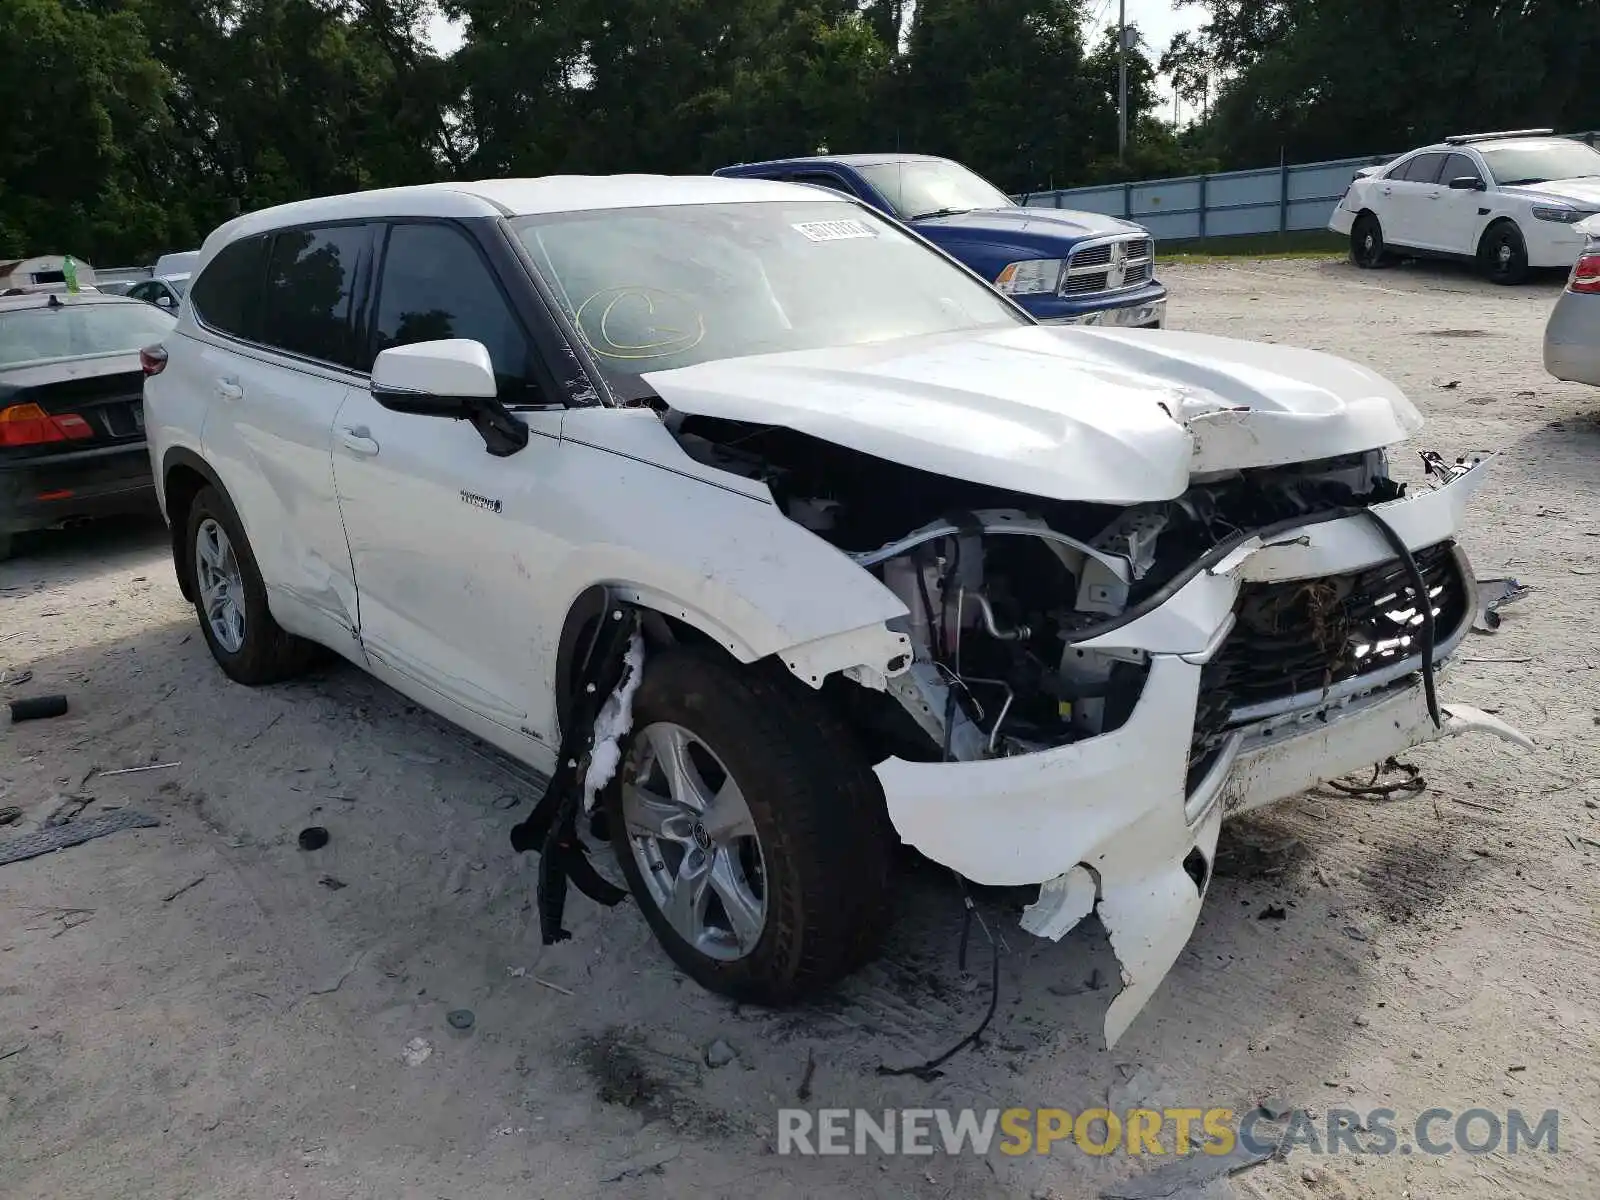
left=447, top=1009, right=475, bottom=1031
left=0, top=810, right=159, bottom=866
left=10, top=695, right=68, bottom=723
left=297, top=826, right=330, bottom=851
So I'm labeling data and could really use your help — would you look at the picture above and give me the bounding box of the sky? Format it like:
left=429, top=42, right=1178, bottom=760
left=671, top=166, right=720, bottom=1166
left=1085, top=0, right=1207, bottom=118
left=424, top=0, right=1206, bottom=118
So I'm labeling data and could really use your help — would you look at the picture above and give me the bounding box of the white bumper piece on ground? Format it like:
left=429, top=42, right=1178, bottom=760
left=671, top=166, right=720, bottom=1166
left=872, top=462, right=1531, bottom=1046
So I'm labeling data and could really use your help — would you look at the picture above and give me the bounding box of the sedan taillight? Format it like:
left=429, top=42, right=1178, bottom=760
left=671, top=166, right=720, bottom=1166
left=0, top=403, right=95, bottom=447
left=1570, top=251, right=1600, bottom=295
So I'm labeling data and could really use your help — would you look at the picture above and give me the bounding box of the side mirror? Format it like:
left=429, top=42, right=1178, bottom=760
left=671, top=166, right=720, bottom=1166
left=1448, top=176, right=1486, bottom=192
left=369, top=338, right=528, bottom=456
left=156, top=294, right=175, bottom=308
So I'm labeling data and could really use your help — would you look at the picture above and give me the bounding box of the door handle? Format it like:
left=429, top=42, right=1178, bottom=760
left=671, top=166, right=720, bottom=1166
left=216, top=378, right=243, bottom=402
left=338, top=426, right=380, bottom=457
left=1425, top=191, right=1441, bottom=200
left=1380, top=186, right=1392, bottom=195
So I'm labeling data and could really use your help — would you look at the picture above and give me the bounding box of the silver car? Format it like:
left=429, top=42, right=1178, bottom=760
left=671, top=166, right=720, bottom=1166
left=1545, top=214, right=1600, bottom=386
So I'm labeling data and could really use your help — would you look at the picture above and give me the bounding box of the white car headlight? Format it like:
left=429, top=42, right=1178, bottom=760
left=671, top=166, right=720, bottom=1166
left=1531, top=205, right=1598, bottom=224
left=995, top=259, right=1064, bottom=296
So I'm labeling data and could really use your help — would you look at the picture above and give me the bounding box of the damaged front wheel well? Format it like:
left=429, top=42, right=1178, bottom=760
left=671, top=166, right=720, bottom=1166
left=553, top=588, right=739, bottom=735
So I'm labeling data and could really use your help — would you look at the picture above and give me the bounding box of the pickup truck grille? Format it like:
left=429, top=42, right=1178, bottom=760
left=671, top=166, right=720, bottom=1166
left=1060, top=236, right=1155, bottom=298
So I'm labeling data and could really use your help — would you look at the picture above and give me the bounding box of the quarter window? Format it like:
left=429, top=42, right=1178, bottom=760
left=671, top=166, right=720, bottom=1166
left=189, top=234, right=268, bottom=341
left=261, top=225, right=369, bottom=367
left=370, top=223, right=540, bottom=403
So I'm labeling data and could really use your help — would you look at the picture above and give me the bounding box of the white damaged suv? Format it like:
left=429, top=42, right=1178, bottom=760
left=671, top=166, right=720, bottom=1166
left=143, top=176, right=1529, bottom=1045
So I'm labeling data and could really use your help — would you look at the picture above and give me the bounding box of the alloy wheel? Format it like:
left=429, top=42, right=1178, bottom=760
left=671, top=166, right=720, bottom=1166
left=620, top=721, right=768, bottom=961
left=195, top=517, right=246, bottom=653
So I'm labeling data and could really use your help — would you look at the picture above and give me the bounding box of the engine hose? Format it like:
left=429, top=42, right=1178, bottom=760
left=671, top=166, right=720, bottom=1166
left=1357, top=508, right=1442, bottom=729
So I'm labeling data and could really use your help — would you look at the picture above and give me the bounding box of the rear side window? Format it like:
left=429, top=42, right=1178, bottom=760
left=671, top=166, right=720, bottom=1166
left=190, top=234, right=267, bottom=340
left=369, top=222, right=540, bottom=403
left=1397, top=153, right=1448, bottom=183
left=261, top=225, right=369, bottom=367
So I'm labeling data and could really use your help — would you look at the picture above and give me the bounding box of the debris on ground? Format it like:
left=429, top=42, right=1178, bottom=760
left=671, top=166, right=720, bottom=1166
left=162, top=875, right=207, bottom=902
left=399, top=1037, right=432, bottom=1067
left=297, top=827, right=329, bottom=851
left=10, top=694, right=68, bottom=723
left=1474, top=578, right=1534, bottom=632
left=797, top=1049, right=816, bottom=1101
left=44, top=793, right=94, bottom=826
left=1258, top=905, right=1288, bottom=921
left=703, top=1038, right=737, bottom=1068
left=598, top=1144, right=681, bottom=1183
left=1325, top=758, right=1426, bottom=800
left=90, top=761, right=180, bottom=779
left=0, top=810, right=159, bottom=867
left=447, top=1009, right=475, bottom=1031
left=317, top=875, right=346, bottom=890
left=1, top=669, right=34, bottom=687
left=0, top=806, right=20, bottom=827
left=1255, top=1097, right=1294, bottom=1121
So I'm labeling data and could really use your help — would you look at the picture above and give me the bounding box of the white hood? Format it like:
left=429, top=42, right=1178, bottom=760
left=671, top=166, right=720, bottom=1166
left=643, top=325, right=1423, bottom=504
left=1504, top=178, right=1600, bottom=209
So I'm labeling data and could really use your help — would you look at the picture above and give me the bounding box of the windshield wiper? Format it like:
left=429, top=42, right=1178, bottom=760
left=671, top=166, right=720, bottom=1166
left=1501, top=178, right=1549, bottom=186
left=906, top=207, right=973, bottom=221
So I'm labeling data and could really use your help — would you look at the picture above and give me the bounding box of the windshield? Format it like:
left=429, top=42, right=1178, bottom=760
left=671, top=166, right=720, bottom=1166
left=1479, top=141, right=1600, bottom=186
left=854, top=160, right=1015, bottom=219
left=0, top=302, right=176, bottom=369
left=512, top=200, right=1027, bottom=396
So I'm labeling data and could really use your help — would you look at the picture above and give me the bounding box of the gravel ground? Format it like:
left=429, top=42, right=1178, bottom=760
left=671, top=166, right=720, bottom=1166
left=2, top=257, right=1598, bottom=1200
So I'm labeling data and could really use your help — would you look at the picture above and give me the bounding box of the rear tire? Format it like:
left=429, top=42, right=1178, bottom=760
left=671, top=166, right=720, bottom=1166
left=603, top=648, right=894, bottom=1005
left=1478, top=221, right=1530, bottom=284
left=185, top=486, right=316, bottom=685
left=1350, top=212, right=1392, bottom=268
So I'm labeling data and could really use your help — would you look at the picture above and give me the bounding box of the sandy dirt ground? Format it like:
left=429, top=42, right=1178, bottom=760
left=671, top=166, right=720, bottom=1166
left=3, top=257, right=1599, bottom=1200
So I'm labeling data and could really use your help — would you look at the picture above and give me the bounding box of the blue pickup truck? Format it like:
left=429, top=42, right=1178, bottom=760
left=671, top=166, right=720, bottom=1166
left=713, top=153, right=1166, bottom=328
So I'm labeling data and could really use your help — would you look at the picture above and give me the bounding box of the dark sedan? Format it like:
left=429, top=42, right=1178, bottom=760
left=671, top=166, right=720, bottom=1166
left=0, top=291, right=176, bottom=558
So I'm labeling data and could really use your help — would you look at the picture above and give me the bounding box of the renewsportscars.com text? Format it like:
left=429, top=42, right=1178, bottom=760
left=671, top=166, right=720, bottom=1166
left=776, top=1106, right=1560, bottom=1158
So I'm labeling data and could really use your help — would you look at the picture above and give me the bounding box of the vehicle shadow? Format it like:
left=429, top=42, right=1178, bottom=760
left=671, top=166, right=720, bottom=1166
left=1, top=512, right=167, bottom=593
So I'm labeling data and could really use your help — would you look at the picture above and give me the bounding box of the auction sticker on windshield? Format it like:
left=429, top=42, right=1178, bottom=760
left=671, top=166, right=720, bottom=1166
left=792, top=219, right=879, bottom=242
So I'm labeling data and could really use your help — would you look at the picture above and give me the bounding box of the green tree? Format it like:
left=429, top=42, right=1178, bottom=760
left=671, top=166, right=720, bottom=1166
left=1180, top=0, right=1600, bottom=168
left=0, top=0, right=174, bottom=262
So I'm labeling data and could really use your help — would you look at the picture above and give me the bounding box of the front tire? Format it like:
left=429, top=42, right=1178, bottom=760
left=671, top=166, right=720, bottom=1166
left=603, top=648, right=894, bottom=1005
left=1350, top=212, right=1392, bottom=268
left=185, top=486, right=316, bottom=684
left=1478, top=221, right=1530, bottom=284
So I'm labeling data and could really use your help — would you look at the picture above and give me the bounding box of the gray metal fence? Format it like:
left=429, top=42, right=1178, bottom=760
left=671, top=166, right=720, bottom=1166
left=1018, top=131, right=1600, bottom=241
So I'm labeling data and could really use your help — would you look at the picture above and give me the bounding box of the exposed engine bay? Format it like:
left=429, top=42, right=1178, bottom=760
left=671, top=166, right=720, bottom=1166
left=666, top=413, right=1462, bottom=769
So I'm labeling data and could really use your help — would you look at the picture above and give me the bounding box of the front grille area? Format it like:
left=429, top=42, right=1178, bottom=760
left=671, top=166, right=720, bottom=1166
left=1191, top=541, right=1469, bottom=760
left=1060, top=236, right=1154, bottom=298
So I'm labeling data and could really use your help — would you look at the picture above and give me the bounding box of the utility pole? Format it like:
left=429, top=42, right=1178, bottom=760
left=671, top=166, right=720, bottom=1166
left=1117, top=0, right=1128, bottom=161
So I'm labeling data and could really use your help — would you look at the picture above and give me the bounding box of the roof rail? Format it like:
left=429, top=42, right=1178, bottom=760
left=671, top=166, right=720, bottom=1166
left=1443, top=128, right=1556, bottom=145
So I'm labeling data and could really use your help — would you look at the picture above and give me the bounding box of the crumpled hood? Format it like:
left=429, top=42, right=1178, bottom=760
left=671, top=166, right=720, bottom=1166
left=643, top=325, right=1423, bottom=504
left=916, top=205, right=1145, bottom=249
left=1502, top=178, right=1600, bottom=209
